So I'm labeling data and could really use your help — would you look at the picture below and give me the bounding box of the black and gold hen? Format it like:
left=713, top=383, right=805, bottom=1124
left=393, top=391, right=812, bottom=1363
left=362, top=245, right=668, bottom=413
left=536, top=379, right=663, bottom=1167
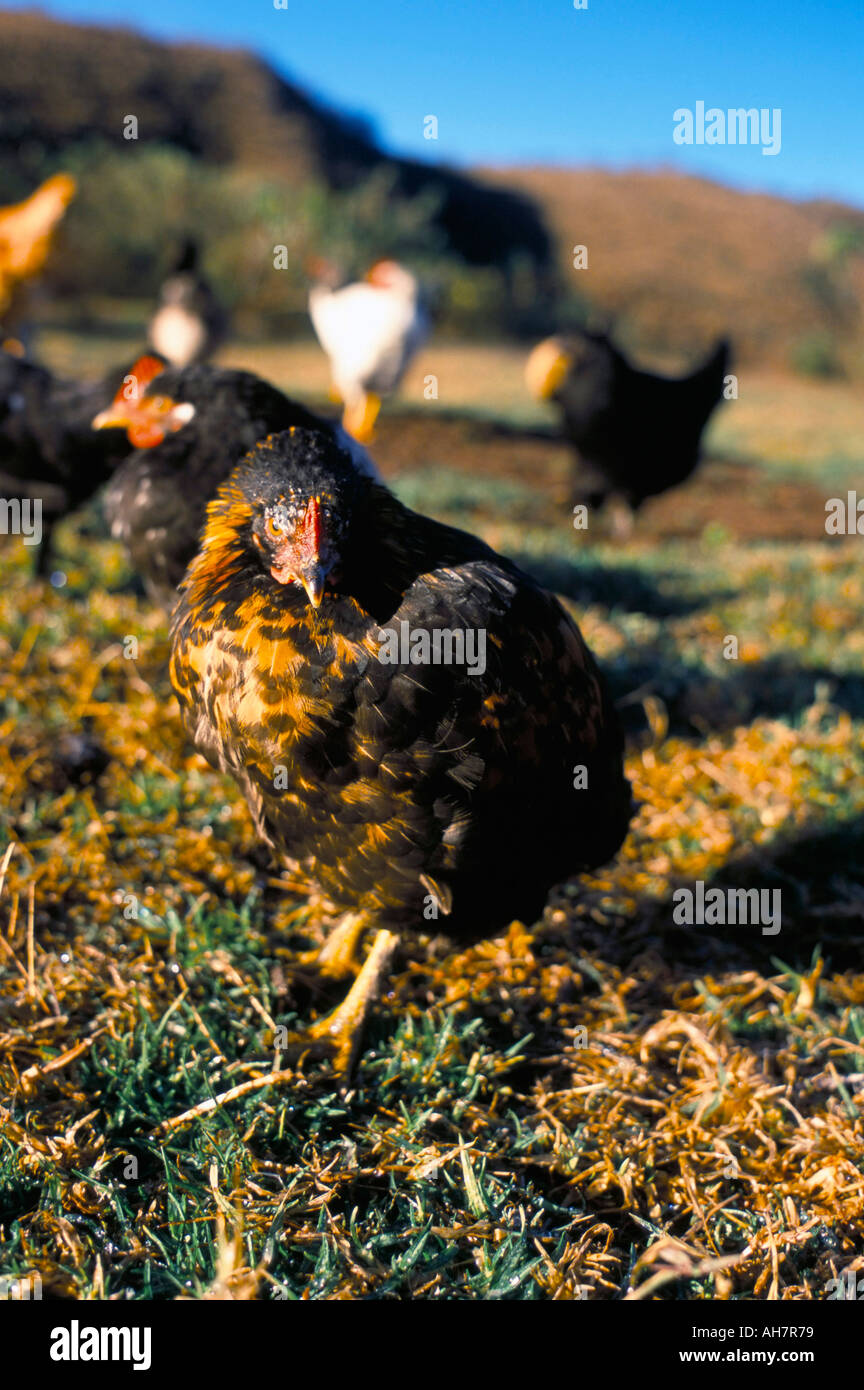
left=95, top=358, right=378, bottom=608
left=170, top=428, right=631, bottom=1071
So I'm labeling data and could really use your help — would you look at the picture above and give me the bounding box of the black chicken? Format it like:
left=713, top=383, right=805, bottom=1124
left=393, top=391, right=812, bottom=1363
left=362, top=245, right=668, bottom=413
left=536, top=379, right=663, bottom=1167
left=526, top=330, right=731, bottom=532
left=94, top=358, right=379, bottom=609
left=0, top=347, right=147, bottom=576
left=170, top=427, right=631, bottom=1071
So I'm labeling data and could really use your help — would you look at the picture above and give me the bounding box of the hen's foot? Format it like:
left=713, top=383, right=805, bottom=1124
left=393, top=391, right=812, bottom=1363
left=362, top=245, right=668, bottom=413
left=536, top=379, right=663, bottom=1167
left=306, top=927, right=398, bottom=1075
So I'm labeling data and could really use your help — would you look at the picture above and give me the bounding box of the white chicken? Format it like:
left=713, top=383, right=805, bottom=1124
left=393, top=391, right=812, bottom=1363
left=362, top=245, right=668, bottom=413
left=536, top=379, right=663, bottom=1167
left=308, top=259, right=429, bottom=442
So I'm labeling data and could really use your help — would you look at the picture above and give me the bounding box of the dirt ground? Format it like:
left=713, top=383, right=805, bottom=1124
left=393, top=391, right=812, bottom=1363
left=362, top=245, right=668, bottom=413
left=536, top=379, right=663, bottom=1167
left=364, top=409, right=832, bottom=542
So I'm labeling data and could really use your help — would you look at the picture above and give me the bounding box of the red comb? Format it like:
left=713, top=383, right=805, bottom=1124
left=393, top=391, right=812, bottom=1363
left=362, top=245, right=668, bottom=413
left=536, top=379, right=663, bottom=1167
left=296, top=497, right=322, bottom=559
left=114, top=354, right=166, bottom=407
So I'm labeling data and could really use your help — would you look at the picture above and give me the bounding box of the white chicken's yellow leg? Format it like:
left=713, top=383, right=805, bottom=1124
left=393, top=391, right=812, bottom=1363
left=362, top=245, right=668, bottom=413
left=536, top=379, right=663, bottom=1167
left=307, top=928, right=398, bottom=1073
left=342, top=391, right=381, bottom=444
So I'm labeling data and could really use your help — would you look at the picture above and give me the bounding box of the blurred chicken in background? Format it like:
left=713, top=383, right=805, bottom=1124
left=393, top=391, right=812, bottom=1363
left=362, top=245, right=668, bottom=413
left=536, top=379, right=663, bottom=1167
left=0, top=173, right=77, bottom=352
left=308, top=258, right=429, bottom=442
left=0, top=346, right=150, bottom=577
left=526, top=328, right=731, bottom=535
left=148, top=237, right=227, bottom=368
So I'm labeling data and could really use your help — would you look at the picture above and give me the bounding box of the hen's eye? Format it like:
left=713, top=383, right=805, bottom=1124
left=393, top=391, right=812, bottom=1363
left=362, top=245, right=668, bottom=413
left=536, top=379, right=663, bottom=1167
left=264, top=514, right=286, bottom=541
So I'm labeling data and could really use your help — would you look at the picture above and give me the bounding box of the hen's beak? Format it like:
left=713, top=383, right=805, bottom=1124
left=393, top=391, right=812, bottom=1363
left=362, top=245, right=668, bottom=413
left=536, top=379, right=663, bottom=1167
left=525, top=338, right=573, bottom=401
left=91, top=404, right=132, bottom=431
left=297, top=562, right=327, bottom=608
left=270, top=554, right=328, bottom=607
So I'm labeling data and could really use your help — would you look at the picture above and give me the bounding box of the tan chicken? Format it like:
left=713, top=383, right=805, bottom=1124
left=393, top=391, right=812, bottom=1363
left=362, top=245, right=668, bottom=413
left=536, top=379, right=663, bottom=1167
left=0, top=173, right=77, bottom=339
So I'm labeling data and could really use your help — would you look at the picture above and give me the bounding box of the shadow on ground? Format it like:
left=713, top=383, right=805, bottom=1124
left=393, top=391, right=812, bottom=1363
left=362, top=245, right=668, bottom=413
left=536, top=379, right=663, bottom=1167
left=608, top=652, right=864, bottom=740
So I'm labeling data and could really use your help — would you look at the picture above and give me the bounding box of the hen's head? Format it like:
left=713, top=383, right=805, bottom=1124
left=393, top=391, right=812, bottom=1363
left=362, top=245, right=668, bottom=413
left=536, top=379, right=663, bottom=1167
left=91, top=354, right=188, bottom=448
left=204, top=428, right=372, bottom=608
left=525, top=331, right=616, bottom=401
left=365, top=260, right=418, bottom=296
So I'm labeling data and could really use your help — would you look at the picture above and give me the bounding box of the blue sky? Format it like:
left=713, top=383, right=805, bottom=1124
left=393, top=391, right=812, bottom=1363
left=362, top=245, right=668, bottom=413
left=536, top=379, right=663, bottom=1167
left=6, top=0, right=864, bottom=205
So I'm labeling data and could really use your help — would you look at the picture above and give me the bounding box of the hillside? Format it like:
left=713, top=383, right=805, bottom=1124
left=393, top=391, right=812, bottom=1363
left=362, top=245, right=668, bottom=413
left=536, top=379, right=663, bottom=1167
left=486, top=165, right=864, bottom=365
left=0, top=9, right=551, bottom=274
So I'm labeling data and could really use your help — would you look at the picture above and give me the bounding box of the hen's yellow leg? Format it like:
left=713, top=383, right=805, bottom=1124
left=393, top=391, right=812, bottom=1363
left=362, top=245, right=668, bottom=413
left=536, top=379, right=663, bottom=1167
left=299, top=910, right=367, bottom=981
left=307, top=928, right=398, bottom=1074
